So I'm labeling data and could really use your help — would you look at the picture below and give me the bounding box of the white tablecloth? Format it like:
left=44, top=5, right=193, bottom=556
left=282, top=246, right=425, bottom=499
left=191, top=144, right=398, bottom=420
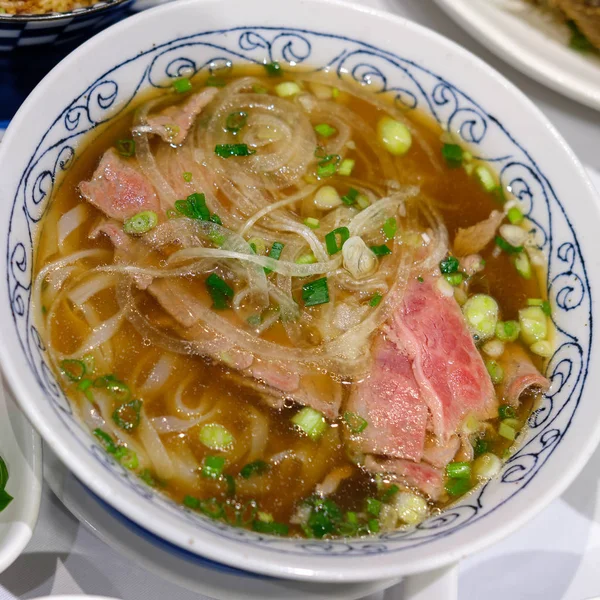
left=1, top=1, right=599, bottom=599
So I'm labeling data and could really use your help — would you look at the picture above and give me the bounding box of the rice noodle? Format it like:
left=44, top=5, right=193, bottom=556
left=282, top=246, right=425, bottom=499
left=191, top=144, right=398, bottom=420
left=58, top=204, right=88, bottom=253
left=67, top=272, right=116, bottom=306
left=139, top=354, right=175, bottom=394
left=66, top=310, right=125, bottom=358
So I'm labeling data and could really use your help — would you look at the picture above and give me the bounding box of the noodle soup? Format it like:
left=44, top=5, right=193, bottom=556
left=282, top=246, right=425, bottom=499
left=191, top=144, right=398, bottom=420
left=34, top=64, right=551, bottom=539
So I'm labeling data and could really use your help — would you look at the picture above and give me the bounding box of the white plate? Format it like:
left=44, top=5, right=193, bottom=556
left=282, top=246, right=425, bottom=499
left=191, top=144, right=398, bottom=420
left=433, top=0, right=600, bottom=110
left=0, top=377, right=42, bottom=574
left=43, top=446, right=399, bottom=600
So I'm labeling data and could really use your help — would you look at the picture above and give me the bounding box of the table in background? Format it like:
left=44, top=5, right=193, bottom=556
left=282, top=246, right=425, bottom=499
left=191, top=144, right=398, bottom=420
left=1, top=1, right=599, bottom=599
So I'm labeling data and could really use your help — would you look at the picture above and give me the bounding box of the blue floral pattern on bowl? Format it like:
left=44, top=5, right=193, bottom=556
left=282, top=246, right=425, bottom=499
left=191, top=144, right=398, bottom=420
left=6, top=26, right=592, bottom=558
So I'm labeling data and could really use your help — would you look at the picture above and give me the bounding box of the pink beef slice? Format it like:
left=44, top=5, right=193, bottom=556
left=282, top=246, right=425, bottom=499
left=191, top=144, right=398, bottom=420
left=388, top=276, right=497, bottom=442
left=346, top=334, right=429, bottom=462
left=497, top=344, right=550, bottom=407
left=365, top=455, right=444, bottom=501
left=146, top=87, right=218, bottom=145
left=79, top=148, right=160, bottom=221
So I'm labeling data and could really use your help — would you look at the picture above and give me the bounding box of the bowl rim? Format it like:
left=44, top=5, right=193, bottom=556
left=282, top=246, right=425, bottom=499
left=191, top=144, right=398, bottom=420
left=1, top=0, right=600, bottom=582
left=0, top=0, right=131, bottom=23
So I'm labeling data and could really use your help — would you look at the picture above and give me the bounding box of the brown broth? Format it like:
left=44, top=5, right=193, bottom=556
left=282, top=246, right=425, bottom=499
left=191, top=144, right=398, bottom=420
left=34, top=66, right=546, bottom=538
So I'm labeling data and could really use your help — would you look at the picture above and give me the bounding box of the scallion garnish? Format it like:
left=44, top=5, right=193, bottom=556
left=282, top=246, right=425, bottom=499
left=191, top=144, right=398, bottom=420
left=380, top=484, right=400, bottom=502
left=198, top=498, right=225, bottom=519
left=184, top=495, right=200, bottom=509
left=338, top=158, right=355, bottom=176
left=445, top=478, right=471, bottom=497
left=240, top=460, right=270, bottom=479
left=175, top=192, right=210, bottom=221
left=113, top=446, right=139, bottom=470
left=264, top=241, right=284, bottom=274
left=252, top=520, right=289, bottom=535
left=226, top=111, right=248, bottom=133
left=507, top=206, right=524, bottom=225
left=446, top=461, right=471, bottom=480
left=263, top=61, right=282, bottom=77
left=441, top=143, right=464, bottom=168
left=495, top=320, right=520, bottom=342
left=205, top=273, right=234, bottom=310
left=77, top=378, right=94, bottom=402
left=112, top=399, right=142, bottom=431
left=214, top=143, right=256, bottom=158
left=473, top=438, right=489, bottom=457
left=115, top=139, right=136, bottom=157
left=498, top=404, right=516, bottom=420
left=325, top=226, right=350, bottom=255
left=369, top=293, right=383, bottom=307
left=199, top=422, right=234, bottom=450
left=341, top=187, right=359, bottom=206
left=123, top=211, right=158, bottom=236
left=183, top=171, right=193, bottom=182
left=172, top=77, right=193, bottom=93
left=302, top=277, right=330, bottom=307
left=370, top=244, right=392, bottom=256
left=205, top=75, right=226, bottom=87
left=314, top=123, right=336, bottom=138
left=439, top=255, right=460, bottom=274
left=202, top=455, right=226, bottom=479
left=60, top=359, right=86, bottom=382
left=366, top=498, right=382, bottom=517
left=383, top=217, right=397, bottom=239
left=291, top=407, right=327, bottom=440
left=93, top=428, right=117, bottom=454
left=317, top=154, right=340, bottom=178
left=304, top=217, right=320, bottom=229
left=343, top=411, right=368, bottom=434
left=209, top=214, right=222, bottom=225
left=445, top=272, right=463, bottom=286
left=495, top=235, right=523, bottom=254
left=94, top=374, right=131, bottom=403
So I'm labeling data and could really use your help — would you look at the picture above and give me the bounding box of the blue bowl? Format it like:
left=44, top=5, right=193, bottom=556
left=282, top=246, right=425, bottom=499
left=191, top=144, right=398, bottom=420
left=0, top=0, right=134, bottom=51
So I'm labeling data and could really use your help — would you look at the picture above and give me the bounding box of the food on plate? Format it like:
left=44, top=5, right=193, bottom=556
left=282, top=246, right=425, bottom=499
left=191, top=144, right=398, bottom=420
left=0, top=0, right=100, bottom=15
left=0, top=455, right=13, bottom=512
left=34, top=63, right=551, bottom=538
left=525, top=0, right=600, bottom=51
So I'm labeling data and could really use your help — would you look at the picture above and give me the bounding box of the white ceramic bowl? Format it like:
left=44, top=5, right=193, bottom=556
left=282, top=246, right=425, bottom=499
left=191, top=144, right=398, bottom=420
left=0, top=0, right=599, bottom=583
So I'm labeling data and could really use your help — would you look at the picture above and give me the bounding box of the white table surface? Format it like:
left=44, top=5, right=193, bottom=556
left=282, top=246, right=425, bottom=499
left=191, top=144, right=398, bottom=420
left=1, top=1, right=600, bottom=599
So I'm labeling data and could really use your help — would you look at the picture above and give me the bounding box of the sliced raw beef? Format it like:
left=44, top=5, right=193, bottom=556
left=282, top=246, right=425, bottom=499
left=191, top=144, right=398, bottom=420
left=346, top=335, right=428, bottom=462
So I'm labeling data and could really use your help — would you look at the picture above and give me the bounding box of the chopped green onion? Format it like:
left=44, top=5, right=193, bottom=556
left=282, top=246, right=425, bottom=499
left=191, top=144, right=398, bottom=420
left=341, top=187, right=359, bottom=206
left=184, top=495, right=200, bottom=509
left=495, top=320, right=520, bottom=342
left=166, top=209, right=178, bottom=219
left=115, top=139, right=136, bottom=157
left=252, top=83, right=268, bottom=94
left=332, top=87, right=340, bottom=99
left=446, top=461, right=471, bottom=480
left=214, top=143, right=256, bottom=158
left=302, top=277, right=330, bottom=307
left=514, top=252, right=532, bottom=279
left=264, top=241, right=284, bottom=274
left=139, top=469, right=159, bottom=487
left=209, top=214, right=222, bottom=225
left=445, top=477, right=472, bottom=497
left=306, top=497, right=342, bottom=538
left=240, top=460, right=270, bottom=479
left=183, top=171, right=193, bottom=182
left=205, top=75, right=226, bottom=87
left=175, top=192, right=210, bottom=221
left=377, top=116, right=412, bottom=156
left=370, top=244, right=392, bottom=256
left=463, top=294, right=499, bottom=341
left=248, top=237, right=267, bottom=255
left=314, top=123, right=336, bottom=137
left=205, top=273, right=234, bottom=310
left=527, top=298, right=551, bottom=316
left=198, top=498, right=224, bottom=519
left=199, top=423, right=234, bottom=450
left=381, top=484, right=400, bottom=502
left=93, top=428, right=117, bottom=454
left=314, top=186, right=342, bottom=209
left=518, top=306, right=548, bottom=345
left=475, top=165, right=496, bottom=192
left=369, top=293, right=383, bottom=307
left=296, top=253, right=317, bottom=265
left=498, top=404, right=516, bottom=420
left=325, top=226, right=350, bottom=255
left=94, top=375, right=131, bottom=403
left=202, top=455, right=226, bottom=479
left=356, top=194, right=370, bottom=210
left=498, top=422, right=516, bottom=441
left=263, top=61, right=282, bottom=77
left=343, top=411, right=368, bottom=434
left=495, top=235, right=523, bottom=254
left=441, top=143, right=464, bottom=168
left=418, top=276, right=424, bottom=283
left=114, top=446, right=139, bottom=470
left=60, top=359, right=86, bottom=382
left=485, top=360, right=504, bottom=385
left=445, top=272, right=463, bottom=286
left=317, top=154, right=340, bottom=178
left=473, top=452, right=502, bottom=480
left=226, top=111, right=248, bottom=132
left=123, top=210, right=158, bottom=236
left=252, top=520, right=289, bottom=536
left=112, top=399, right=142, bottom=431
left=368, top=519, right=380, bottom=533
left=224, top=474, right=236, bottom=496
left=473, top=438, right=489, bottom=457
left=440, top=255, right=460, bottom=274
left=530, top=340, right=553, bottom=358
left=383, top=217, right=397, bottom=239
left=567, top=20, right=595, bottom=52
left=172, top=77, right=193, bottom=93
left=304, top=217, right=320, bottom=229
left=275, top=81, right=301, bottom=97
left=292, top=407, right=327, bottom=440
left=366, top=498, right=382, bottom=517
left=77, top=378, right=94, bottom=402
left=338, top=158, right=355, bottom=176
left=507, top=206, right=524, bottom=224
